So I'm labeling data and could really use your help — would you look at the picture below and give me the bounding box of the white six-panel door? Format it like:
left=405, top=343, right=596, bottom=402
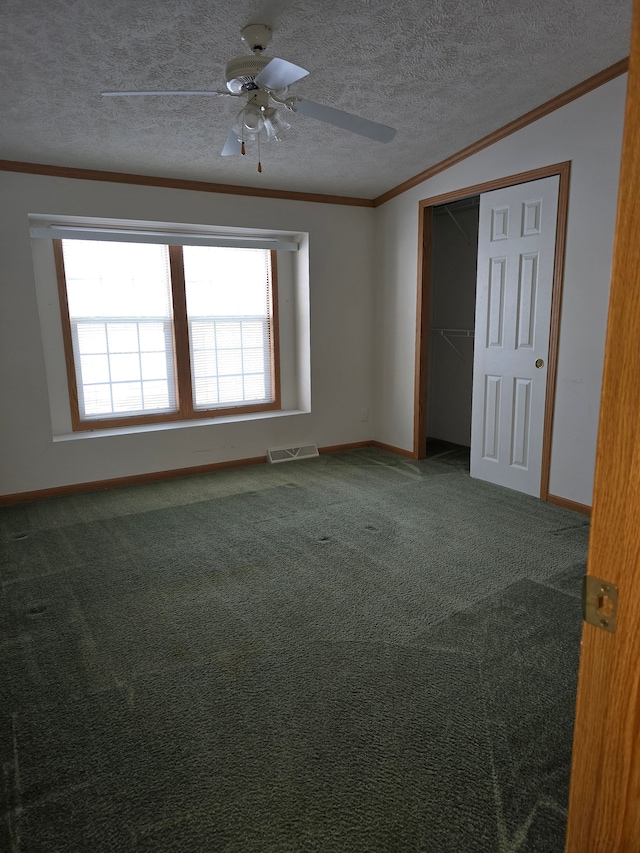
left=470, top=176, right=559, bottom=496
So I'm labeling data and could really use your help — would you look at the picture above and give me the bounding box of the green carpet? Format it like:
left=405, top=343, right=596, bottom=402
left=0, top=448, right=589, bottom=851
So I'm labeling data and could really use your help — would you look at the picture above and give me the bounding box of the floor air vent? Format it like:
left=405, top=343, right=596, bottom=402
left=267, top=444, right=319, bottom=463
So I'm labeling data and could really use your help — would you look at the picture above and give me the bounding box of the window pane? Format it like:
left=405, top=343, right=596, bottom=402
left=242, top=348, right=264, bottom=373
left=62, top=240, right=177, bottom=420
left=190, top=321, right=216, bottom=351
left=107, top=323, right=139, bottom=354
left=140, top=352, right=168, bottom=381
left=243, top=375, right=266, bottom=400
left=182, top=247, right=268, bottom=316
left=83, top=384, right=112, bottom=415
left=142, top=380, right=170, bottom=409
left=139, top=322, right=168, bottom=352
left=241, top=321, right=265, bottom=348
left=192, top=350, right=217, bottom=378
left=64, top=241, right=173, bottom=318
left=77, top=324, right=108, bottom=355
left=183, top=247, right=273, bottom=410
left=109, top=353, right=140, bottom=383
left=217, top=349, right=242, bottom=376
left=79, top=354, right=110, bottom=385
left=193, top=378, right=219, bottom=407
left=216, top=323, right=242, bottom=350
left=112, top=382, right=143, bottom=412
left=218, top=375, right=244, bottom=403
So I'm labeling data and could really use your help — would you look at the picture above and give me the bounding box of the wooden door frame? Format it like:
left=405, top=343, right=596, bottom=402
left=413, top=161, right=571, bottom=505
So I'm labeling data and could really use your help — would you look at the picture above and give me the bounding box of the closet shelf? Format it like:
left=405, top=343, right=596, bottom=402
left=429, top=328, right=475, bottom=337
left=430, top=328, right=475, bottom=362
left=444, top=206, right=472, bottom=244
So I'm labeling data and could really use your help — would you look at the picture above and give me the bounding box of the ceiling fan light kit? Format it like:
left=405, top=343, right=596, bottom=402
left=262, top=108, right=291, bottom=141
left=101, top=21, right=397, bottom=173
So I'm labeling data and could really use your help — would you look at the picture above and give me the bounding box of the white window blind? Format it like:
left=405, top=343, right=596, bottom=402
left=183, top=246, right=273, bottom=409
left=62, top=240, right=177, bottom=420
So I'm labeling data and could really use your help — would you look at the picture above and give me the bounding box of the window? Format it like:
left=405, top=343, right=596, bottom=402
left=54, top=239, right=279, bottom=430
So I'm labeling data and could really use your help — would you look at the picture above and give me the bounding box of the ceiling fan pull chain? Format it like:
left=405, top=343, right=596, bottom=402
left=258, top=135, right=262, bottom=173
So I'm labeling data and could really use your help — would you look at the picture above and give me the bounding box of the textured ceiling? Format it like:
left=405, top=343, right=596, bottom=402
left=0, top=0, right=633, bottom=199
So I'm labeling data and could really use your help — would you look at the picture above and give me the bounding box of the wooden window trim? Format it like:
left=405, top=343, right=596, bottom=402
left=168, top=244, right=194, bottom=418
left=54, top=240, right=281, bottom=431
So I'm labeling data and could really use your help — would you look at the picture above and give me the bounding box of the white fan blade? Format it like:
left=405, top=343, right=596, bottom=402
left=254, top=58, right=309, bottom=90
left=101, top=90, right=233, bottom=97
left=221, top=130, right=242, bottom=156
left=292, top=98, right=396, bottom=143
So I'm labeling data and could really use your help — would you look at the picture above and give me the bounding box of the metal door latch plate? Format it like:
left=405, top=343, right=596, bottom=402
left=582, top=575, right=618, bottom=633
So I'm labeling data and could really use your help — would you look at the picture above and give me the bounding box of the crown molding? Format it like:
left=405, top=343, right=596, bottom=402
left=0, top=159, right=375, bottom=208
left=373, top=57, right=629, bottom=207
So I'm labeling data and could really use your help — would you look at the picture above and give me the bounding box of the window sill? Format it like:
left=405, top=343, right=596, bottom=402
left=52, top=407, right=309, bottom=442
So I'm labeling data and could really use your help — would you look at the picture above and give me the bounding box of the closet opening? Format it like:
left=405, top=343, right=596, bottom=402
left=426, top=195, right=480, bottom=469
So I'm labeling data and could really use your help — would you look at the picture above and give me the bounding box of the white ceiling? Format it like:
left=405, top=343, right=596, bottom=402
left=0, top=0, right=633, bottom=199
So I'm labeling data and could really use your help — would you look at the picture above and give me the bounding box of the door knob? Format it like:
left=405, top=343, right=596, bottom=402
left=535, top=358, right=544, bottom=368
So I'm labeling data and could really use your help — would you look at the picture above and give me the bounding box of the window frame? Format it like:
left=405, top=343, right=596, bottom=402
left=53, top=239, right=281, bottom=431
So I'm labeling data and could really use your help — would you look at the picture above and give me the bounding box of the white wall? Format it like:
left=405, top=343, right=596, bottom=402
left=0, top=173, right=375, bottom=495
left=373, top=74, right=627, bottom=506
left=0, top=74, right=627, bottom=503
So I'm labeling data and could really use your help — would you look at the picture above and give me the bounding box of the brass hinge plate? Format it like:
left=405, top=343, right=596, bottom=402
left=583, top=575, right=618, bottom=633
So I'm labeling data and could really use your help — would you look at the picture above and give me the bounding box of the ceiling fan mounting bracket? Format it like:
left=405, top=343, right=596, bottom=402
left=240, top=24, right=272, bottom=53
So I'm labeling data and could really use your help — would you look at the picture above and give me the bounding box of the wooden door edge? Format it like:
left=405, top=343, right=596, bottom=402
left=564, top=4, right=640, bottom=848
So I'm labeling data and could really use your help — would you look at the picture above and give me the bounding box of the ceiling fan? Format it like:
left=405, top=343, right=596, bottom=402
left=101, top=23, right=397, bottom=169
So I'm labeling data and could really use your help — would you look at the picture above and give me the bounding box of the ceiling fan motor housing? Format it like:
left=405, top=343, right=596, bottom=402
left=225, top=55, right=271, bottom=93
